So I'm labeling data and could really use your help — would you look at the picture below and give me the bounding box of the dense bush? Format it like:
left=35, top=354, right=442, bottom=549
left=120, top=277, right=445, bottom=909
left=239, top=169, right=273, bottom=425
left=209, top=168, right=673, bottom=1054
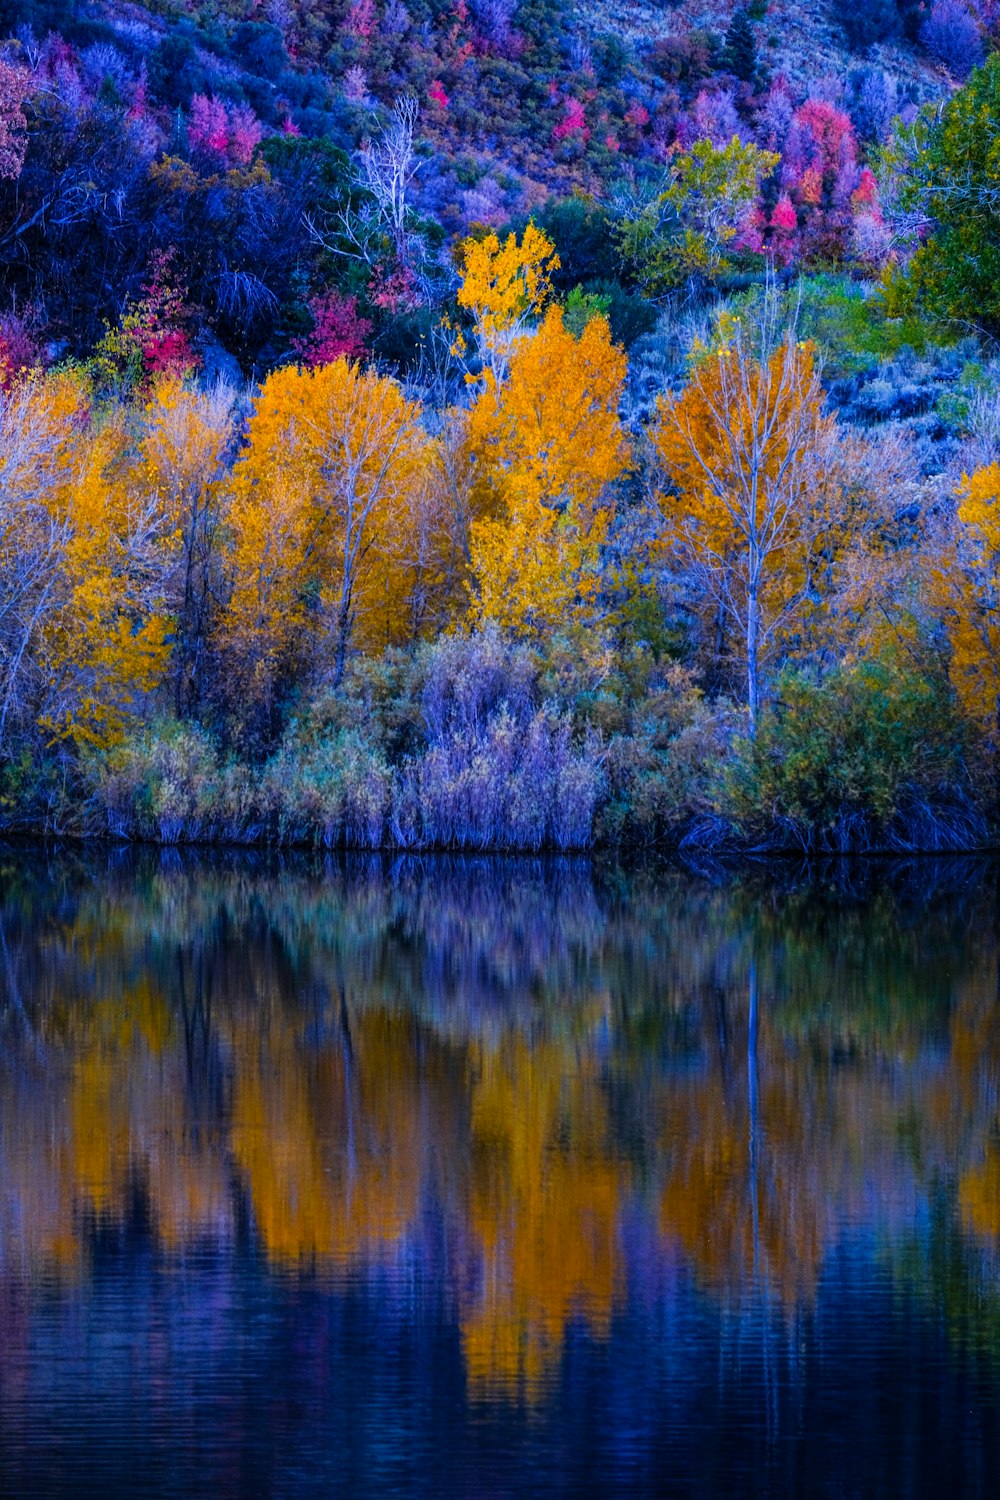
left=841, top=0, right=900, bottom=49
left=722, top=658, right=969, bottom=851
left=920, top=0, right=983, bottom=77
left=79, top=634, right=731, bottom=851
left=894, top=55, right=1000, bottom=333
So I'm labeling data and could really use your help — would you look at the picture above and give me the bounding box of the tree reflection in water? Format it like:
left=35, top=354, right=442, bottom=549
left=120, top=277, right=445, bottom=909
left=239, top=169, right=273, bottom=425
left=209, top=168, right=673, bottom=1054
left=1, top=847, right=1000, bottom=1428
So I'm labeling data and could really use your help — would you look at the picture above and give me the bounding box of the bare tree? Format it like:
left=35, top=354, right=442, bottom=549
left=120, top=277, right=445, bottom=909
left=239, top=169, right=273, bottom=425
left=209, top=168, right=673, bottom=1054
left=133, top=380, right=240, bottom=716
left=307, top=95, right=423, bottom=278
left=359, top=94, right=420, bottom=263
left=654, top=285, right=838, bottom=734
left=0, top=379, right=76, bottom=752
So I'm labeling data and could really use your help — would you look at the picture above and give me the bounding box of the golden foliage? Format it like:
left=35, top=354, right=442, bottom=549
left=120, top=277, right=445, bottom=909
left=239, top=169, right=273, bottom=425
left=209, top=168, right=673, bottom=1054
left=466, top=306, right=629, bottom=637
left=939, top=461, right=1000, bottom=733
left=651, top=327, right=834, bottom=724
left=0, top=372, right=173, bottom=749
left=217, top=359, right=435, bottom=724
left=455, top=223, right=560, bottom=382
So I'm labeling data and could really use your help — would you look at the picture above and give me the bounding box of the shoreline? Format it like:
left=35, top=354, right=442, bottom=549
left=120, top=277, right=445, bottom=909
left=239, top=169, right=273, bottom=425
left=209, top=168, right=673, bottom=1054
left=1, top=819, right=996, bottom=859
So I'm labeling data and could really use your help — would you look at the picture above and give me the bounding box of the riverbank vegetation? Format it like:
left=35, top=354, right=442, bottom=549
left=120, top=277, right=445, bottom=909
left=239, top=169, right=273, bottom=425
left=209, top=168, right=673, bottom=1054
left=5, top=7, right=1000, bottom=850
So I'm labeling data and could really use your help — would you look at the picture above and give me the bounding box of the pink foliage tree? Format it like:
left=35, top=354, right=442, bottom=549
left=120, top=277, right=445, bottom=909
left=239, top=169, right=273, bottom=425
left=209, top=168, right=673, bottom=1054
left=552, top=97, right=589, bottom=144
left=777, top=98, right=860, bottom=259
left=347, top=0, right=379, bottom=41
left=134, top=250, right=200, bottom=382
left=768, top=193, right=799, bottom=265
left=228, top=104, right=263, bottom=166
left=0, top=311, right=40, bottom=390
left=188, top=96, right=262, bottom=168
left=0, top=60, right=32, bottom=181
left=188, top=95, right=229, bottom=161
left=293, top=290, right=372, bottom=366
left=369, top=263, right=418, bottom=313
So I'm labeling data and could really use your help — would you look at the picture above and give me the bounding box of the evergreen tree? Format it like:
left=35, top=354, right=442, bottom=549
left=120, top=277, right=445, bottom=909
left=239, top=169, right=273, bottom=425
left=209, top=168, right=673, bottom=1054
left=723, top=8, right=759, bottom=84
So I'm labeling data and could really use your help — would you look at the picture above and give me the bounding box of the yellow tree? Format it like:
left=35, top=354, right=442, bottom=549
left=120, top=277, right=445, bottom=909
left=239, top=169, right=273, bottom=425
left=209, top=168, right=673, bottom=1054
left=219, top=359, right=433, bottom=730
left=456, top=223, right=560, bottom=383
left=419, top=405, right=477, bottom=631
left=0, top=372, right=83, bottom=752
left=0, top=372, right=170, bottom=752
left=39, top=404, right=171, bottom=748
left=938, top=461, right=1000, bottom=755
left=466, top=305, right=629, bottom=637
left=652, top=295, right=834, bottom=733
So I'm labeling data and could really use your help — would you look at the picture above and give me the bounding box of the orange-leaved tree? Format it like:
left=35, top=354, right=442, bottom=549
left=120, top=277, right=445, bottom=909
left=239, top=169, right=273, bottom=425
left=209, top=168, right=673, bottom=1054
left=218, top=359, right=433, bottom=736
left=652, top=297, right=834, bottom=733
left=0, top=372, right=171, bottom=752
left=39, top=400, right=172, bottom=749
left=0, top=372, right=84, bottom=752
left=455, top=223, right=560, bottom=384
left=937, top=461, right=1000, bottom=758
left=466, top=304, right=629, bottom=637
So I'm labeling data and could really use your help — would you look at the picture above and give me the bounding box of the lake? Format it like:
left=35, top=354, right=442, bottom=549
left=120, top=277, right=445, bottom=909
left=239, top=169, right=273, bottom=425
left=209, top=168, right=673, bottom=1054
left=1, top=846, right=1000, bottom=1497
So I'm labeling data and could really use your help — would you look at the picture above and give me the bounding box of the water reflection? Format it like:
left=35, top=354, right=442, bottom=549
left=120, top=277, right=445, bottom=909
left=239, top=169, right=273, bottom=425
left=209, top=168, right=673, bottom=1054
left=2, top=848, right=1000, bottom=1493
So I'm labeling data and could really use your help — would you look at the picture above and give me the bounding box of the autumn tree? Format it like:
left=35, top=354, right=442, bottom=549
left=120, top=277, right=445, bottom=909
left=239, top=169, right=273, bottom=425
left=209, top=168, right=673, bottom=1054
left=466, top=304, right=629, bottom=637
left=39, top=405, right=172, bottom=749
left=937, top=461, right=1000, bottom=785
left=614, top=136, right=778, bottom=295
left=218, top=359, right=433, bottom=736
left=0, top=372, right=174, bottom=752
left=91, top=250, right=199, bottom=397
left=652, top=295, right=835, bottom=732
left=0, top=373, right=82, bottom=752
left=455, top=223, right=560, bottom=383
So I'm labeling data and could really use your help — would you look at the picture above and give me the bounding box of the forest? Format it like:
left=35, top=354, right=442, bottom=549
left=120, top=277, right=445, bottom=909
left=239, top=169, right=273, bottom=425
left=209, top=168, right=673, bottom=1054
left=3, top=0, right=1000, bottom=851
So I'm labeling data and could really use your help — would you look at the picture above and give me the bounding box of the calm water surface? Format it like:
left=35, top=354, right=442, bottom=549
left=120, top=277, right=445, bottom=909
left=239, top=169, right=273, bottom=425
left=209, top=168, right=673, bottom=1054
left=2, top=847, right=1000, bottom=1497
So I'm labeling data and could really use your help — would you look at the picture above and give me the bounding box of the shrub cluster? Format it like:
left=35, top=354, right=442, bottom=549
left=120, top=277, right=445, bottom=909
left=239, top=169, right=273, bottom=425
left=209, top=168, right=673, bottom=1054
left=71, top=633, right=977, bottom=854
left=81, top=632, right=729, bottom=851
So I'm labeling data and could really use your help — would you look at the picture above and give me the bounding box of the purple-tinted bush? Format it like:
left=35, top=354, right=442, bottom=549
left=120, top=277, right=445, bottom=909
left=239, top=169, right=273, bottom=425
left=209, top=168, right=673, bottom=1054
left=920, top=0, right=983, bottom=76
left=418, top=628, right=537, bottom=744
left=404, top=705, right=603, bottom=851
left=846, top=67, right=897, bottom=144
left=88, top=637, right=736, bottom=851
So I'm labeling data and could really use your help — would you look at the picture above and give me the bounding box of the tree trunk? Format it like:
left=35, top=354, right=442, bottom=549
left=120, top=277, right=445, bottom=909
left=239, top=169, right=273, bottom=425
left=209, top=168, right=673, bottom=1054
left=746, top=577, right=761, bottom=738
left=331, top=579, right=353, bottom=691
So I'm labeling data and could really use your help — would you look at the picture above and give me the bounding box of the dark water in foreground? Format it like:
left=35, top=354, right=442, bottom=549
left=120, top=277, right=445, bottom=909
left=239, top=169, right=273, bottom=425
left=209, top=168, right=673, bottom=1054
left=2, top=849, right=1000, bottom=1497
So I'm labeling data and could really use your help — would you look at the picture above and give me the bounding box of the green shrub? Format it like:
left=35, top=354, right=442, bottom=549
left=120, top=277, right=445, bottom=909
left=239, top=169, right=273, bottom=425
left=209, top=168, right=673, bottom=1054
left=722, top=658, right=961, bottom=848
left=788, top=274, right=957, bottom=375
left=94, top=722, right=225, bottom=842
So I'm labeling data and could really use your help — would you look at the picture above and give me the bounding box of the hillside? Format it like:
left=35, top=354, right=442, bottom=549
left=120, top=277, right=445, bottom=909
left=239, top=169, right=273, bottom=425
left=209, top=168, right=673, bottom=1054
left=0, top=0, right=966, bottom=370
